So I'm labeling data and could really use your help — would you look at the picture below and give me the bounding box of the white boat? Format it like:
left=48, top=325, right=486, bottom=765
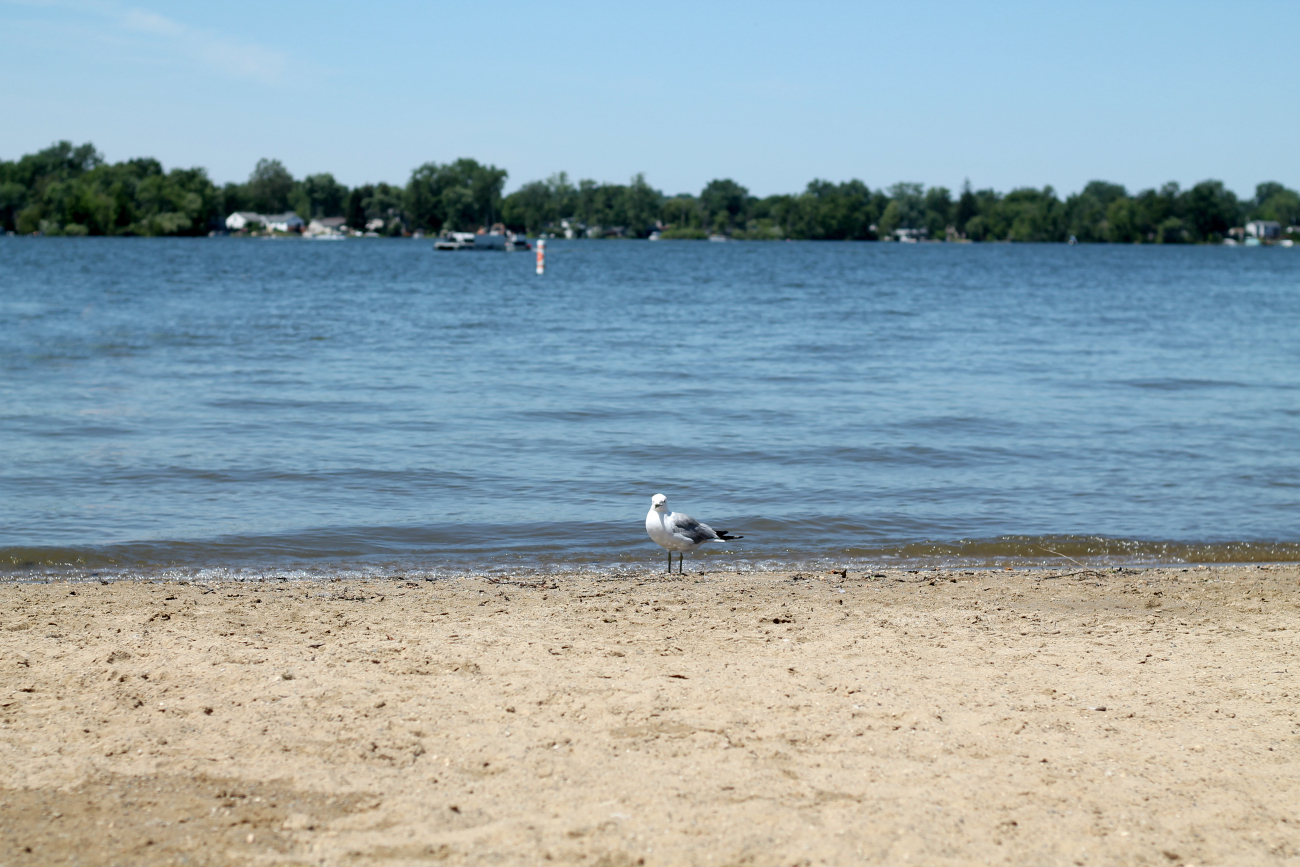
left=435, top=231, right=530, bottom=251
left=434, top=232, right=478, bottom=250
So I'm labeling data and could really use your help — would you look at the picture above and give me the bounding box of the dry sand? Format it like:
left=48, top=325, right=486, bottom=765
left=1, top=564, right=1298, bottom=866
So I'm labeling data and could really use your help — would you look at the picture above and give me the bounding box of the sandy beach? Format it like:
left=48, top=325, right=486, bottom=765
left=1, top=564, right=1297, bottom=866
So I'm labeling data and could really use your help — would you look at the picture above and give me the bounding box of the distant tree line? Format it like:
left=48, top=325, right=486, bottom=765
left=3, top=140, right=1298, bottom=243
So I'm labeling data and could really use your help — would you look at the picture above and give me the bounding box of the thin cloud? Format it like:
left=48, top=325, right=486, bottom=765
left=6, top=0, right=289, bottom=84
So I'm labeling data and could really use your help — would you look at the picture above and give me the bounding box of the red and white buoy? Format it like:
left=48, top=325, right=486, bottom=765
left=535, top=237, right=546, bottom=275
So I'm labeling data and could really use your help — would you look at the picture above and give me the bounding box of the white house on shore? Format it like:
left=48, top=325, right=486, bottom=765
left=305, top=216, right=348, bottom=237
left=1245, top=220, right=1281, bottom=240
left=264, top=212, right=305, bottom=233
left=225, top=211, right=263, bottom=231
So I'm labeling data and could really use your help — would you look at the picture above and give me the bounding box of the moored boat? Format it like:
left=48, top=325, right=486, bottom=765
left=434, top=232, right=478, bottom=250
left=434, top=230, right=531, bottom=251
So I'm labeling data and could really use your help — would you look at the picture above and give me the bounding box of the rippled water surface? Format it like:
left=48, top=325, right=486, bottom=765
left=2, top=238, right=1298, bottom=576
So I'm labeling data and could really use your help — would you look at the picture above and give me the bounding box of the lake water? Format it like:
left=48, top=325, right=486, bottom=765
left=2, top=238, right=1298, bottom=579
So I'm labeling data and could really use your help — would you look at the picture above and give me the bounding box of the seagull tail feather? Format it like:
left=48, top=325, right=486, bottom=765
left=715, top=530, right=743, bottom=541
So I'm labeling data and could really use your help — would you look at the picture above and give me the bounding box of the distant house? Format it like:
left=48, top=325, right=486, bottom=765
left=262, top=212, right=305, bottom=233
left=225, top=211, right=263, bottom=231
left=305, top=216, right=347, bottom=236
left=1245, top=220, right=1281, bottom=240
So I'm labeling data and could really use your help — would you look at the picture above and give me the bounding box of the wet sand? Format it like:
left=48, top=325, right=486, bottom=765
left=1, top=564, right=1297, bottom=866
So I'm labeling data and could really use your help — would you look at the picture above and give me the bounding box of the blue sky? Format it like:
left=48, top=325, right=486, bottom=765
left=3, top=0, right=1298, bottom=198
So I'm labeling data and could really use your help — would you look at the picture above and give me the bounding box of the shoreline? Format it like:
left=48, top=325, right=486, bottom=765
left=4, top=555, right=1300, bottom=586
left=2, top=564, right=1297, bottom=865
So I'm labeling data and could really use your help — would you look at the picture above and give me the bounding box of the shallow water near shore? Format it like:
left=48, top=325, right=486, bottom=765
left=2, top=237, right=1298, bottom=578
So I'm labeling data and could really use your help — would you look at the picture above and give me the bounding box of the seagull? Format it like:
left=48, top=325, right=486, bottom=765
left=645, top=493, right=742, bottom=573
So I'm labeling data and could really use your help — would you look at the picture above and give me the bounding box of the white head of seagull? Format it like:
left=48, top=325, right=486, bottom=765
left=645, top=493, right=742, bottom=574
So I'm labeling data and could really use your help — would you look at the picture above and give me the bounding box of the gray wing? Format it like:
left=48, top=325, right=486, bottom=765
left=668, top=512, right=720, bottom=544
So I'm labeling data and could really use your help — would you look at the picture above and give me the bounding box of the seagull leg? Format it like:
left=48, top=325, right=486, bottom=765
left=667, top=550, right=672, bottom=573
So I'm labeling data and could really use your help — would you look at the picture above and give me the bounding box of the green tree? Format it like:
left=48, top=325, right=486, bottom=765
left=660, top=194, right=705, bottom=238
left=1183, top=180, right=1237, bottom=242
left=1251, top=181, right=1299, bottom=226
left=5, top=147, right=218, bottom=236
left=923, top=186, right=952, bottom=238
left=877, top=183, right=924, bottom=237
left=1001, top=186, right=1065, bottom=242
left=404, top=158, right=507, bottom=232
left=561, top=177, right=661, bottom=236
left=623, top=173, right=663, bottom=238
left=501, top=171, right=584, bottom=234
left=1105, top=197, right=1140, bottom=243
left=963, top=214, right=989, bottom=241
left=221, top=182, right=251, bottom=217
left=2, top=140, right=103, bottom=233
left=366, top=183, right=406, bottom=234
left=1156, top=216, right=1188, bottom=244
left=501, top=179, right=555, bottom=234
left=1065, top=181, right=1128, bottom=242
left=1130, top=183, right=1182, bottom=241
left=954, top=180, right=979, bottom=237
left=345, top=185, right=372, bottom=230
left=699, top=179, right=750, bottom=233
left=440, top=185, right=475, bottom=231
left=295, top=173, right=349, bottom=219
left=549, top=172, right=579, bottom=221
left=581, top=181, right=625, bottom=234
left=777, top=180, right=876, bottom=240
left=0, top=180, right=28, bottom=232
left=246, top=158, right=294, bottom=214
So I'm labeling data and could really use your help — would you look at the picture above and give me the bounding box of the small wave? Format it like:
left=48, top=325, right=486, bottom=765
left=3, top=532, right=1297, bottom=584
left=836, top=535, right=1300, bottom=566
left=1121, top=378, right=1250, bottom=391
